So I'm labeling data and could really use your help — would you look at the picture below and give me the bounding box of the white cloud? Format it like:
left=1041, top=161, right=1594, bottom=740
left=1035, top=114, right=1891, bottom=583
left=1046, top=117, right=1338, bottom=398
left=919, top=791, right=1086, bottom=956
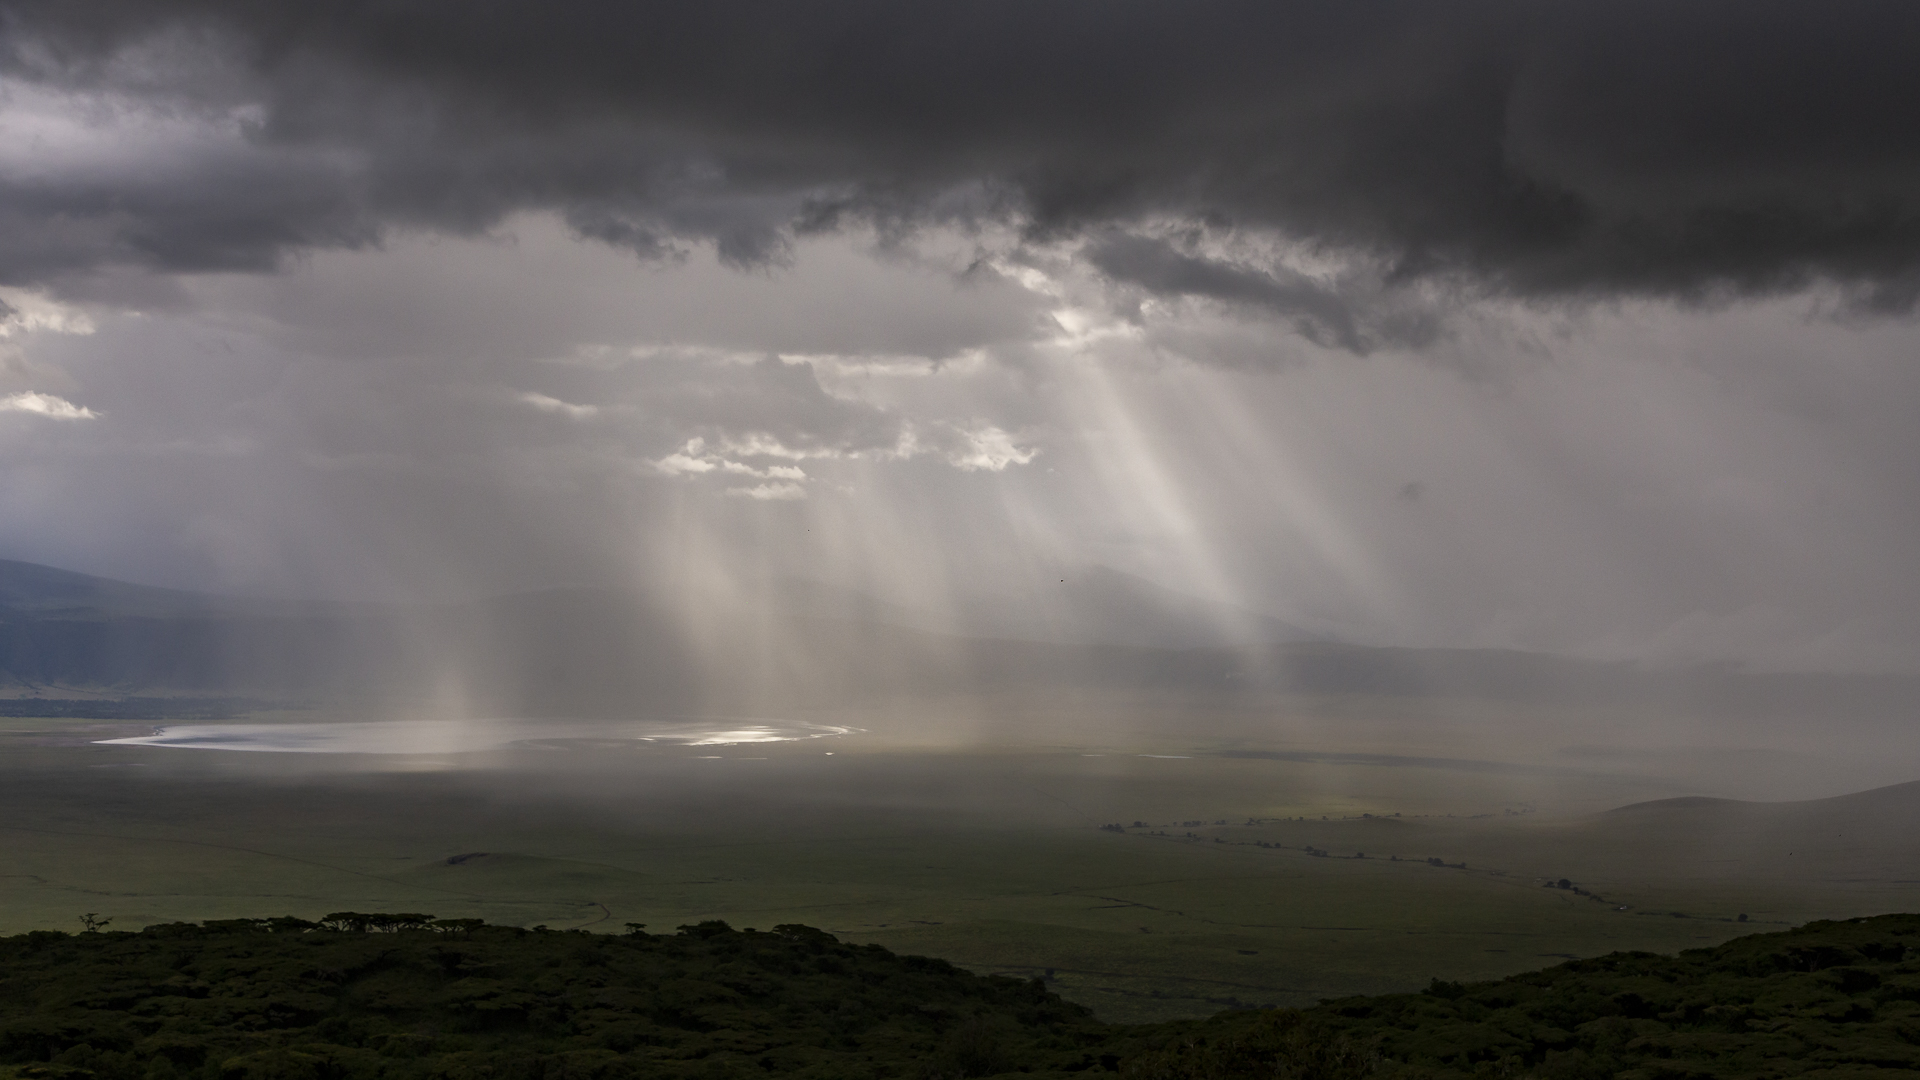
left=655, top=453, right=717, bottom=475
left=727, top=481, right=807, bottom=501
left=656, top=436, right=815, bottom=484
left=778, top=348, right=989, bottom=378
left=947, top=425, right=1036, bottom=471
left=712, top=432, right=825, bottom=461
left=518, top=391, right=599, bottom=419
left=0, top=391, right=98, bottom=419
left=0, top=288, right=96, bottom=338
left=658, top=422, right=1033, bottom=483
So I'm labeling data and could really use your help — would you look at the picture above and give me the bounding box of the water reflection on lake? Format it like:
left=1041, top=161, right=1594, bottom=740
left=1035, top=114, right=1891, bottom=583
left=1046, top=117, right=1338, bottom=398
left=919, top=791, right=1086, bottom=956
left=95, top=718, right=855, bottom=755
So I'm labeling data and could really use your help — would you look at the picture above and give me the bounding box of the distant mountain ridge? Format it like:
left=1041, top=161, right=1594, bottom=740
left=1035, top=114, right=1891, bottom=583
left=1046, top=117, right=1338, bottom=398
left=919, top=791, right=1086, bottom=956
left=940, top=565, right=1320, bottom=649
left=766, top=565, right=1319, bottom=650
left=0, top=558, right=1321, bottom=703
left=0, top=558, right=413, bottom=698
left=0, top=558, right=388, bottom=621
left=0, top=558, right=246, bottom=619
left=0, top=558, right=1312, bottom=648
left=1, top=559, right=1914, bottom=725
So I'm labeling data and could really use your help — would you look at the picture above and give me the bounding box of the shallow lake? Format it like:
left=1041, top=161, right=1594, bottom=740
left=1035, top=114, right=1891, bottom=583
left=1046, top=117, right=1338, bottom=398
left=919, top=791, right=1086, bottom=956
left=95, top=718, right=854, bottom=755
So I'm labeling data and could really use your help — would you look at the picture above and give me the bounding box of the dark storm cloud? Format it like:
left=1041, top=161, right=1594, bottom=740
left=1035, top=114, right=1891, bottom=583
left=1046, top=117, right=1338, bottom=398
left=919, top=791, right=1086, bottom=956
left=1081, top=232, right=1447, bottom=354
left=3, top=0, right=1919, bottom=315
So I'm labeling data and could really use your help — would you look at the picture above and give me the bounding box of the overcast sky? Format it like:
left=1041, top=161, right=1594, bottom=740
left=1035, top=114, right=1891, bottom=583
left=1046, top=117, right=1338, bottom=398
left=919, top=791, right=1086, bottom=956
left=0, top=0, right=1917, bottom=673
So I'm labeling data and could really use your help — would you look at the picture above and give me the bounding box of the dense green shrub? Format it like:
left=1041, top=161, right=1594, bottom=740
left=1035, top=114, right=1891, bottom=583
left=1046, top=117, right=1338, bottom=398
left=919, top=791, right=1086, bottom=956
left=6, top=915, right=1920, bottom=1078
left=1151, top=913, right=1920, bottom=1079
left=0, top=920, right=1106, bottom=1080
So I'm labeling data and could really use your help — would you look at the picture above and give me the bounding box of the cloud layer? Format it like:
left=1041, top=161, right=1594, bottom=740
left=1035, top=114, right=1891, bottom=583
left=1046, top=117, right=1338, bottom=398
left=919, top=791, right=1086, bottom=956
left=0, top=389, right=93, bottom=418
left=0, top=2, right=1915, bottom=678
left=2, top=0, right=1918, bottom=316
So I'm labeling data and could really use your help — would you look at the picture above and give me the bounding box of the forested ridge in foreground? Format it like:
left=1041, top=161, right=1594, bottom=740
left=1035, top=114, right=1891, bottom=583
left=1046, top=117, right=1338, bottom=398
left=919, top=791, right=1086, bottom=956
left=5, top=915, right=1920, bottom=1080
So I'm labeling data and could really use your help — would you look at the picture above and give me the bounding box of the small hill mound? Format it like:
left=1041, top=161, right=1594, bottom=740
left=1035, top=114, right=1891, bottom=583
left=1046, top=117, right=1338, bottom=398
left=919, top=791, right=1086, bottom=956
left=1534, top=780, right=1920, bottom=884
left=1603, top=794, right=1747, bottom=814
left=1607, top=780, right=1920, bottom=820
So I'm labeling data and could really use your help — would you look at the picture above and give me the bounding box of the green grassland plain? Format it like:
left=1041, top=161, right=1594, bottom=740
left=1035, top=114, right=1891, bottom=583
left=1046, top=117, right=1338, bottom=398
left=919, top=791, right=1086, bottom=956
left=2, top=709, right=1917, bottom=1024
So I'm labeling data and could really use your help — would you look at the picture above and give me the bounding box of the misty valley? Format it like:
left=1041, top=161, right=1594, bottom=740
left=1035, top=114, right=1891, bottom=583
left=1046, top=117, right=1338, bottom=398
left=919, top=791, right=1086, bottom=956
left=5, top=558, right=1920, bottom=1036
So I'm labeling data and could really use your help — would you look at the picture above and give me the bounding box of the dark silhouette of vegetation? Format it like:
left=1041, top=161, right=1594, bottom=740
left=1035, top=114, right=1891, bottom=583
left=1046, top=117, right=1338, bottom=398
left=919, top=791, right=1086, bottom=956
left=1118, top=1010, right=1376, bottom=1080
left=4, top=914, right=1920, bottom=1077
left=0, top=917, right=1102, bottom=1080
left=1162, top=912, right=1920, bottom=1078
